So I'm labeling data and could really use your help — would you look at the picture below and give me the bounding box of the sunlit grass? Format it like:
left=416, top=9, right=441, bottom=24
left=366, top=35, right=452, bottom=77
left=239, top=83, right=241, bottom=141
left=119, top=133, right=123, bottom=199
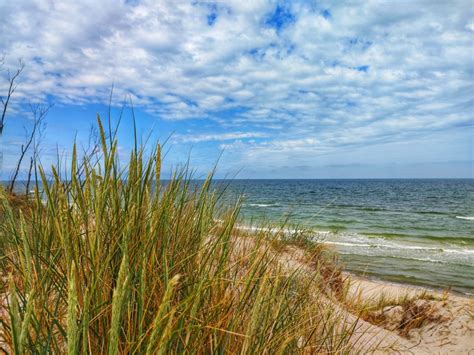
left=0, top=117, right=360, bottom=353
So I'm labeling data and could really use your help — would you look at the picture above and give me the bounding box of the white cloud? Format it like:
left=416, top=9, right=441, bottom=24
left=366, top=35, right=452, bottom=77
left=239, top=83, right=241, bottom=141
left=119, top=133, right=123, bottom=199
left=0, top=0, right=472, bottom=175
left=174, top=131, right=267, bottom=143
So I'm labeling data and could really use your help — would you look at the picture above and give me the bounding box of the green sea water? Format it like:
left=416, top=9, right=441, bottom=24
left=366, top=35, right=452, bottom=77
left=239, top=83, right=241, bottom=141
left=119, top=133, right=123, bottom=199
left=218, top=179, right=474, bottom=295
left=4, top=179, right=473, bottom=294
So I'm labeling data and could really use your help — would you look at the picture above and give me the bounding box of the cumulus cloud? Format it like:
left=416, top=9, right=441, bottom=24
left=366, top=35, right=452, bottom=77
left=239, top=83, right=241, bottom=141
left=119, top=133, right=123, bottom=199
left=0, top=0, right=472, bottom=175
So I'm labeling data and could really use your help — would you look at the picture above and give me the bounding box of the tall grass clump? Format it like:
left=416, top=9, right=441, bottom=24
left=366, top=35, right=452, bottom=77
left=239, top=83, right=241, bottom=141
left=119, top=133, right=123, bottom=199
left=0, top=117, right=359, bottom=353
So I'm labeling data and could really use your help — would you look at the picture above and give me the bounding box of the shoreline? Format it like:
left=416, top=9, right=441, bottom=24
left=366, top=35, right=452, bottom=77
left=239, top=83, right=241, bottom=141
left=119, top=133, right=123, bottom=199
left=233, top=222, right=474, bottom=296
left=344, top=270, right=474, bottom=299
left=257, top=236, right=474, bottom=353
left=344, top=271, right=473, bottom=301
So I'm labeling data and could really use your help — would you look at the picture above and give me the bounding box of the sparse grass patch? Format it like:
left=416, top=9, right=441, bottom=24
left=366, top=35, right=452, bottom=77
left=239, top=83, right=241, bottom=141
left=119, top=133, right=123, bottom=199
left=397, top=298, right=445, bottom=337
left=346, top=287, right=447, bottom=338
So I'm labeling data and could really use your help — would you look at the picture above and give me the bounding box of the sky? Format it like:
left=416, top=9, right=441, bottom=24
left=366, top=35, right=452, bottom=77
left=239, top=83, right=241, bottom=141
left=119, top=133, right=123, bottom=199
left=0, top=0, right=473, bottom=179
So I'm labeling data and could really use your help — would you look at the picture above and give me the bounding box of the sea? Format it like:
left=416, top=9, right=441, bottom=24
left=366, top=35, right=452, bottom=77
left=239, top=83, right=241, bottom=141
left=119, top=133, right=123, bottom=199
left=217, top=179, right=474, bottom=295
left=3, top=179, right=473, bottom=294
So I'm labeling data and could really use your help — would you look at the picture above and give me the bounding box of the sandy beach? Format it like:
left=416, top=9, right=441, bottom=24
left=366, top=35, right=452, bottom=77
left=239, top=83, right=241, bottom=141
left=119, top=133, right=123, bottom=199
left=346, top=275, right=474, bottom=353
left=232, top=234, right=474, bottom=354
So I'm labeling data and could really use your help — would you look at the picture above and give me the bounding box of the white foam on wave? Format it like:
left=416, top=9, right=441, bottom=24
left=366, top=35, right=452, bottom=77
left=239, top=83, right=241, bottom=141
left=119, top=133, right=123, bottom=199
left=456, top=216, right=474, bottom=220
left=232, top=223, right=474, bottom=265
left=248, top=203, right=276, bottom=207
left=321, top=232, right=474, bottom=265
left=326, top=239, right=474, bottom=257
left=326, top=239, right=474, bottom=255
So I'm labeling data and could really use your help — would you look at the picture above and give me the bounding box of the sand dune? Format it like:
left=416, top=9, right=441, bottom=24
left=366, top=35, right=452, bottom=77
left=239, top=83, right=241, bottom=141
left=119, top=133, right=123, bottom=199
left=234, top=237, right=474, bottom=354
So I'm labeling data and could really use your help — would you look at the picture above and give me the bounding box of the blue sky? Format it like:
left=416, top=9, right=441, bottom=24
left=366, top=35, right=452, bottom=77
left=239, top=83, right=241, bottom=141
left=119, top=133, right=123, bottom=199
left=0, top=0, right=473, bottom=179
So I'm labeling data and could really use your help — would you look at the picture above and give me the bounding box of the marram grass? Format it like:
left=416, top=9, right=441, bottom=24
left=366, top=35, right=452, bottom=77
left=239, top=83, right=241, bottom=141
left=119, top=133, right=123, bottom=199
left=0, top=117, right=358, bottom=354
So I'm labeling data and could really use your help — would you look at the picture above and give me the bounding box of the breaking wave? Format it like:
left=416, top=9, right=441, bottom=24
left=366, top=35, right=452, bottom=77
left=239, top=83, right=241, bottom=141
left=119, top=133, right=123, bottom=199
left=456, top=216, right=474, bottom=221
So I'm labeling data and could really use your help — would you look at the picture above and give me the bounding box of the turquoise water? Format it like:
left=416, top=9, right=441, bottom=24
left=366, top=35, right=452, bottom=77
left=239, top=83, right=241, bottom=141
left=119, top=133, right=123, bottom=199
left=218, top=179, right=474, bottom=295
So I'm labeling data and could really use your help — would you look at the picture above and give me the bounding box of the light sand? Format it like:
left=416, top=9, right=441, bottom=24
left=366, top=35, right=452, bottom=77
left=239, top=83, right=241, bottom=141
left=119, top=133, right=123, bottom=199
left=346, top=274, right=474, bottom=354
left=238, top=237, right=474, bottom=354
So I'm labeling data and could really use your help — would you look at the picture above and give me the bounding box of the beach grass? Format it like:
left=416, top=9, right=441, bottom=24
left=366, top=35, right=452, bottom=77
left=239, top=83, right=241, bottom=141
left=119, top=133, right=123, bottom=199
left=0, top=117, right=360, bottom=353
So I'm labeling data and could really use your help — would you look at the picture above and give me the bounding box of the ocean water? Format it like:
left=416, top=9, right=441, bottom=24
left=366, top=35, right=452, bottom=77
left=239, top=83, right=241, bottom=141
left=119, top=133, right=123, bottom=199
left=218, top=179, right=474, bottom=295
left=3, top=179, right=473, bottom=294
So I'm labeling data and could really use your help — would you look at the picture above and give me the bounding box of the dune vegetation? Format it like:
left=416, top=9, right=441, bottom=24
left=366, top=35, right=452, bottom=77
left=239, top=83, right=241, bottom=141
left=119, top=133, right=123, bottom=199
left=0, top=117, right=362, bottom=354
left=1, top=117, right=472, bottom=354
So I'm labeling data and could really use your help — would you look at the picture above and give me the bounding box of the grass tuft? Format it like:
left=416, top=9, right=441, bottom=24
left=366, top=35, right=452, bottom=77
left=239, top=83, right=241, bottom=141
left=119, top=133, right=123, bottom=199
left=0, top=117, right=362, bottom=353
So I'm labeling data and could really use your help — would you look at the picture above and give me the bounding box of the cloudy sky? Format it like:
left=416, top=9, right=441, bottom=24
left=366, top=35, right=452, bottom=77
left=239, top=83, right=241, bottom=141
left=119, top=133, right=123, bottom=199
left=0, top=0, right=473, bottom=179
